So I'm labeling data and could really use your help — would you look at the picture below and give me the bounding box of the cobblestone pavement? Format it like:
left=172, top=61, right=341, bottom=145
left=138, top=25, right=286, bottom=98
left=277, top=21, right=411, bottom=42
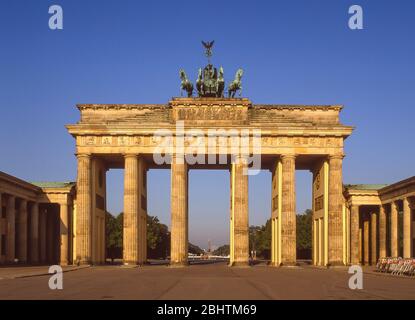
left=0, top=263, right=413, bottom=300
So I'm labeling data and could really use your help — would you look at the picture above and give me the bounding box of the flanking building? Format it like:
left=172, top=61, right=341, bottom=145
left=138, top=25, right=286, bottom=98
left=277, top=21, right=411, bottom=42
left=0, top=171, right=75, bottom=265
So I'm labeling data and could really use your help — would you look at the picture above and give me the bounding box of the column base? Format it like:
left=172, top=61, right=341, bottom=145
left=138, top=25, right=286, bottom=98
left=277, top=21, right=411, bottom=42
left=77, top=259, right=92, bottom=266
left=228, top=261, right=250, bottom=267
left=327, top=261, right=347, bottom=268
left=279, top=262, right=299, bottom=267
left=269, top=261, right=280, bottom=267
left=169, top=261, right=189, bottom=268
left=122, top=261, right=146, bottom=267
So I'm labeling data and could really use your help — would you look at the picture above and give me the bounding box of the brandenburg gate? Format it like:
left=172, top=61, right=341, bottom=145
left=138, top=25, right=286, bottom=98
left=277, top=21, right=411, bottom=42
left=66, top=43, right=354, bottom=267
left=66, top=97, right=353, bottom=267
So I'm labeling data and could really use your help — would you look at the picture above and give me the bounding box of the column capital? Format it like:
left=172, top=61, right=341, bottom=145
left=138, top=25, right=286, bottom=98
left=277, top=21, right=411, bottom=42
left=231, top=154, right=249, bottom=165
left=123, top=153, right=139, bottom=159
left=280, top=154, right=296, bottom=160
left=76, top=153, right=91, bottom=159
left=328, top=154, right=345, bottom=161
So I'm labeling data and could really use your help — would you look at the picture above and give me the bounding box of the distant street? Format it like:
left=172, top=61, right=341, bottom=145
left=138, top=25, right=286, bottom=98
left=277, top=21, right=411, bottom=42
left=0, top=263, right=414, bottom=300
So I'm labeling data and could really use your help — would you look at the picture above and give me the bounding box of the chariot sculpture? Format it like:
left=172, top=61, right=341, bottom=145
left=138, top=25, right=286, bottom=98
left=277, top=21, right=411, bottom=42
left=179, top=41, right=243, bottom=98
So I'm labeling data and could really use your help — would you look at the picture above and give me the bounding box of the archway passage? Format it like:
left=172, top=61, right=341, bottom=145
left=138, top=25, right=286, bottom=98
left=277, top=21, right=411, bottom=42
left=188, top=170, right=230, bottom=261
left=270, top=155, right=345, bottom=267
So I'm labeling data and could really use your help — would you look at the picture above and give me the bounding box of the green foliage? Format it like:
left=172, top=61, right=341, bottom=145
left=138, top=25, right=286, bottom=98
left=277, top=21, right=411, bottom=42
left=106, top=212, right=123, bottom=249
left=147, top=215, right=170, bottom=259
left=249, top=221, right=271, bottom=258
left=297, top=209, right=312, bottom=250
left=105, top=212, right=123, bottom=259
left=213, top=245, right=230, bottom=256
left=105, top=212, right=202, bottom=259
left=246, top=209, right=313, bottom=259
left=189, top=243, right=204, bottom=255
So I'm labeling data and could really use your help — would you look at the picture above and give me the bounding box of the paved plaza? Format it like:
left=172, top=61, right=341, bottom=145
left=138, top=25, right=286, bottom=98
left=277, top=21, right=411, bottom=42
left=0, top=262, right=413, bottom=300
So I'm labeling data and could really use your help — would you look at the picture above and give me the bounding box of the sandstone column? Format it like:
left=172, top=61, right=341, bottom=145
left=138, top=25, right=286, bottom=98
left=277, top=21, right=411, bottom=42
left=370, top=212, right=377, bottom=265
left=390, top=201, right=398, bottom=257
left=350, top=205, right=360, bottom=265
left=328, top=155, right=344, bottom=266
left=60, top=203, right=69, bottom=265
left=363, top=217, right=369, bottom=265
left=17, top=200, right=28, bottom=263
left=76, top=153, right=92, bottom=264
left=39, top=208, right=47, bottom=263
left=403, top=198, right=412, bottom=258
left=30, top=202, right=39, bottom=263
left=318, top=218, right=323, bottom=265
left=0, top=193, right=2, bottom=258
left=270, top=159, right=281, bottom=266
left=47, top=211, right=54, bottom=262
left=6, top=196, right=15, bottom=263
left=359, top=226, right=363, bottom=263
left=170, top=155, right=189, bottom=266
left=281, top=154, right=296, bottom=265
left=138, top=163, right=148, bottom=265
left=230, top=156, right=249, bottom=266
left=123, top=154, right=139, bottom=265
left=379, top=204, right=387, bottom=258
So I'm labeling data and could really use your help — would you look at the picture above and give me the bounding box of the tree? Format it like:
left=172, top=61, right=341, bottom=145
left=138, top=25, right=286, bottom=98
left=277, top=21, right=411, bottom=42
left=246, top=209, right=313, bottom=260
left=105, top=212, right=123, bottom=261
left=213, top=245, right=230, bottom=256
left=188, top=243, right=204, bottom=255
left=147, top=215, right=170, bottom=259
left=296, top=209, right=312, bottom=259
left=249, top=221, right=271, bottom=259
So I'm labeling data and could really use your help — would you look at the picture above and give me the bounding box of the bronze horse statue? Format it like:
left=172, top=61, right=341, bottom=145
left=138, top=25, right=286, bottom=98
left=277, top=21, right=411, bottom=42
left=179, top=69, right=193, bottom=97
left=216, top=66, right=225, bottom=98
left=196, top=68, right=203, bottom=96
left=228, top=69, right=243, bottom=98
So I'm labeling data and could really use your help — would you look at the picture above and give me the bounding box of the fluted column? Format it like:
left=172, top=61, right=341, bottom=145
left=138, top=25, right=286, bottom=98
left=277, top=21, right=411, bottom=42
left=0, top=192, right=2, bottom=260
left=30, top=203, right=39, bottom=263
left=60, top=203, right=69, bottom=265
left=123, top=154, right=139, bottom=265
left=281, top=154, right=296, bottom=265
left=230, top=156, right=249, bottom=266
left=350, top=205, right=360, bottom=265
left=18, top=200, right=28, bottom=263
left=328, top=155, right=344, bottom=266
left=370, top=212, right=377, bottom=265
left=6, top=196, right=15, bottom=263
left=39, top=208, right=47, bottom=263
left=363, top=217, right=369, bottom=265
left=379, top=204, right=387, bottom=258
left=170, top=155, right=188, bottom=266
left=403, top=198, right=412, bottom=258
left=46, top=211, right=54, bottom=262
left=76, top=153, right=92, bottom=264
left=390, top=201, right=398, bottom=257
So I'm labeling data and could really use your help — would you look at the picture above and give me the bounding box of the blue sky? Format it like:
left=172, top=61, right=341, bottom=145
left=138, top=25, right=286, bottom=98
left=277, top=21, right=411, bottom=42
left=0, top=0, right=414, bottom=249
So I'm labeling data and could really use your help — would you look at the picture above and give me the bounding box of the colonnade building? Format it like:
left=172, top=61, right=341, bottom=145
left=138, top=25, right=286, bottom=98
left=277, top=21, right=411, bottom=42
left=343, top=177, right=415, bottom=266
left=0, top=171, right=75, bottom=265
